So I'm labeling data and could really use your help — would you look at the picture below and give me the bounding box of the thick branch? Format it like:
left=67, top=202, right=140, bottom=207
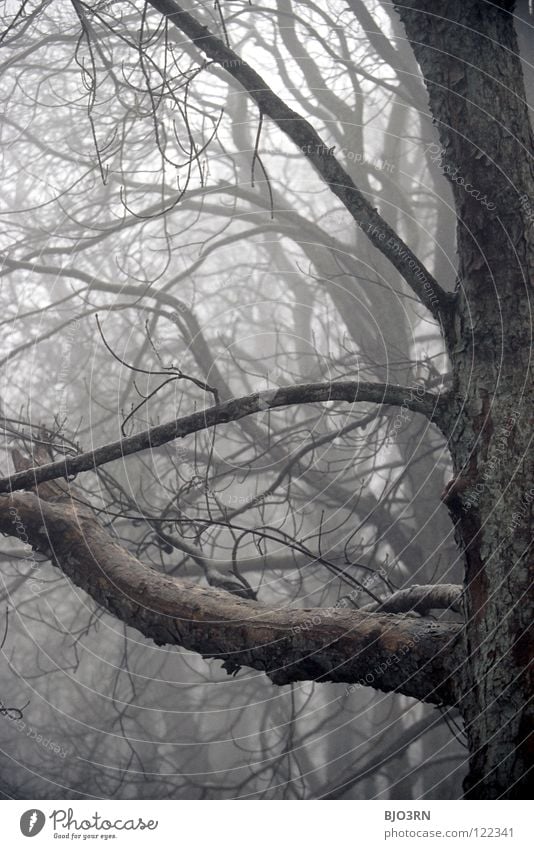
left=146, top=0, right=453, bottom=324
left=0, top=492, right=461, bottom=704
left=0, top=380, right=448, bottom=494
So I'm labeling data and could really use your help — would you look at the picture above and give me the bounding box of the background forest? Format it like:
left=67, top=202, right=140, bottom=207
left=0, top=0, right=532, bottom=799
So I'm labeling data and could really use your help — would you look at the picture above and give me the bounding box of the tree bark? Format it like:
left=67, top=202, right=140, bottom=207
left=395, top=0, right=534, bottom=799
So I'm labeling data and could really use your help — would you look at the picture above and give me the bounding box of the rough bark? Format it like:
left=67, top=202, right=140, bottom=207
left=361, top=584, right=463, bottom=616
left=395, top=0, right=534, bottom=799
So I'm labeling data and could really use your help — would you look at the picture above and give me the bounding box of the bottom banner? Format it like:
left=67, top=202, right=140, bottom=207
left=1, top=800, right=530, bottom=848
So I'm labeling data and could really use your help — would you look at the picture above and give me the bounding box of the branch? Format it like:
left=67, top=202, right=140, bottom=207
left=146, top=0, right=454, bottom=324
left=0, top=491, right=461, bottom=704
left=0, top=379, right=448, bottom=494
left=361, top=584, right=463, bottom=615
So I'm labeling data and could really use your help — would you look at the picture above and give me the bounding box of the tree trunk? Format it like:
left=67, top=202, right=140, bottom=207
left=395, top=0, right=534, bottom=798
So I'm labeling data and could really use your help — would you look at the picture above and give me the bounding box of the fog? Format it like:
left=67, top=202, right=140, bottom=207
left=1, top=0, right=531, bottom=801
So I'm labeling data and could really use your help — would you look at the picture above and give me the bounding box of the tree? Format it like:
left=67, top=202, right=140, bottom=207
left=0, top=0, right=531, bottom=799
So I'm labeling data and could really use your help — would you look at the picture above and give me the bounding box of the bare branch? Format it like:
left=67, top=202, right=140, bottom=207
left=146, top=0, right=454, bottom=324
left=0, top=379, right=448, bottom=494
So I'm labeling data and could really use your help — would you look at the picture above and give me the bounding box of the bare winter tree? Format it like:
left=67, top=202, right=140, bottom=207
left=0, top=0, right=532, bottom=799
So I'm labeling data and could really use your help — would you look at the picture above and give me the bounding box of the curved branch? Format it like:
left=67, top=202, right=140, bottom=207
left=0, top=379, right=449, bottom=494
left=0, top=491, right=461, bottom=704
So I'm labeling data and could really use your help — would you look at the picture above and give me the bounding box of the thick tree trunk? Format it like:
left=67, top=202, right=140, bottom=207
left=396, top=0, right=534, bottom=798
